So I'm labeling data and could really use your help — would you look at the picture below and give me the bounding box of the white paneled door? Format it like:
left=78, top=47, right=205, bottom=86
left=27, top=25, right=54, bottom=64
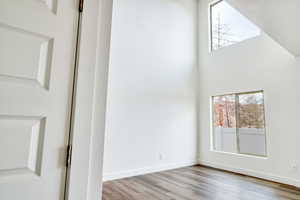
left=0, top=0, right=77, bottom=199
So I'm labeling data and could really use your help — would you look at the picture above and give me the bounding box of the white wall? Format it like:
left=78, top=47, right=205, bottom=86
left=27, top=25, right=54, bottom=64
left=198, top=0, right=300, bottom=187
left=103, top=0, right=198, bottom=181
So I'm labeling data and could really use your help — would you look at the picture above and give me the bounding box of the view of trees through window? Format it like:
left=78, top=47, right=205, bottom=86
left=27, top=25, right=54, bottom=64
left=213, top=95, right=236, bottom=128
left=238, top=93, right=265, bottom=129
left=210, top=0, right=261, bottom=51
left=212, top=91, right=266, bottom=156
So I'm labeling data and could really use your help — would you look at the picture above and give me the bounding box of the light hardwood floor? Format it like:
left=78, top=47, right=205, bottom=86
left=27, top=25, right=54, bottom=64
left=102, top=165, right=300, bottom=200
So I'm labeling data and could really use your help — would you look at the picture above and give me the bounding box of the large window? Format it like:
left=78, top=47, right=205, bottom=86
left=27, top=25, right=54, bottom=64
left=210, top=0, right=261, bottom=51
left=212, top=91, right=267, bottom=156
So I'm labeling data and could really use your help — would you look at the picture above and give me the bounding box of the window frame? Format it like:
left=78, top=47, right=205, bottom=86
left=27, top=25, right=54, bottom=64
left=209, top=0, right=261, bottom=52
left=211, top=90, right=267, bottom=157
left=209, top=0, right=223, bottom=52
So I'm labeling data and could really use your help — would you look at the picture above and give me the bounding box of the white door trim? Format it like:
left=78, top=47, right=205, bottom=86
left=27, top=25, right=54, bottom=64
left=66, top=0, right=113, bottom=199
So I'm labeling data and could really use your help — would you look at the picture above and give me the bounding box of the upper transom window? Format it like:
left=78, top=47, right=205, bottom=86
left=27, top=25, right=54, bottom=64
left=210, top=0, right=261, bottom=51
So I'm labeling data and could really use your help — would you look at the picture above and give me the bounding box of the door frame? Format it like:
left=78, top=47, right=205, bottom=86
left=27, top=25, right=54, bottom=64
left=66, top=0, right=113, bottom=199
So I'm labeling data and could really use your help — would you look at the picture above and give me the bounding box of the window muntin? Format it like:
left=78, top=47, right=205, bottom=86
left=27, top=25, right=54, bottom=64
left=210, top=0, right=261, bottom=51
left=212, top=91, right=267, bottom=156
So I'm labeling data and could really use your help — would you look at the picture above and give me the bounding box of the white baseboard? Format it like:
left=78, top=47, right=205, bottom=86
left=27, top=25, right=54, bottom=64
left=199, top=160, right=300, bottom=188
left=103, top=159, right=300, bottom=187
left=103, top=160, right=198, bottom=181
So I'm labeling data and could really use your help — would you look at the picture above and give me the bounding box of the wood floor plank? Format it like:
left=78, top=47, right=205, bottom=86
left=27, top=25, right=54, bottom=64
left=102, top=165, right=300, bottom=200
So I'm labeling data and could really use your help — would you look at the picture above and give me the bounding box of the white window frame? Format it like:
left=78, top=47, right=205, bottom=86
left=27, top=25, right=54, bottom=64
left=209, top=0, right=223, bottom=52
left=209, top=0, right=261, bottom=52
left=211, top=90, right=267, bottom=157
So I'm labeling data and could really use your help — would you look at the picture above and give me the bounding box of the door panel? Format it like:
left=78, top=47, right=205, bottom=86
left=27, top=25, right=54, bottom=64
left=0, top=0, right=77, bottom=199
left=0, top=24, right=53, bottom=88
left=0, top=116, right=45, bottom=176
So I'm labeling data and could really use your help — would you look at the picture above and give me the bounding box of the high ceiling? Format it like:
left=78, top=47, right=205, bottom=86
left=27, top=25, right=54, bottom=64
left=226, top=0, right=300, bottom=56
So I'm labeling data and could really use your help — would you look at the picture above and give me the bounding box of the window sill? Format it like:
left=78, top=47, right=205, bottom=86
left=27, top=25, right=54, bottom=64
left=210, top=150, right=268, bottom=159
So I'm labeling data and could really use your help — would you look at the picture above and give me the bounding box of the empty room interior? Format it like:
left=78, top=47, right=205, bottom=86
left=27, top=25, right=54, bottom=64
left=102, top=0, right=300, bottom=199
left=1, top=0, right=300, bottom=200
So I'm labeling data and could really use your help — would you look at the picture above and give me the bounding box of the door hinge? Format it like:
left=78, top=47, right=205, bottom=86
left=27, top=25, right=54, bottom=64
left=79, top=0, right=84, bottom=12
left=66, top=144, right=73, bottom=168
